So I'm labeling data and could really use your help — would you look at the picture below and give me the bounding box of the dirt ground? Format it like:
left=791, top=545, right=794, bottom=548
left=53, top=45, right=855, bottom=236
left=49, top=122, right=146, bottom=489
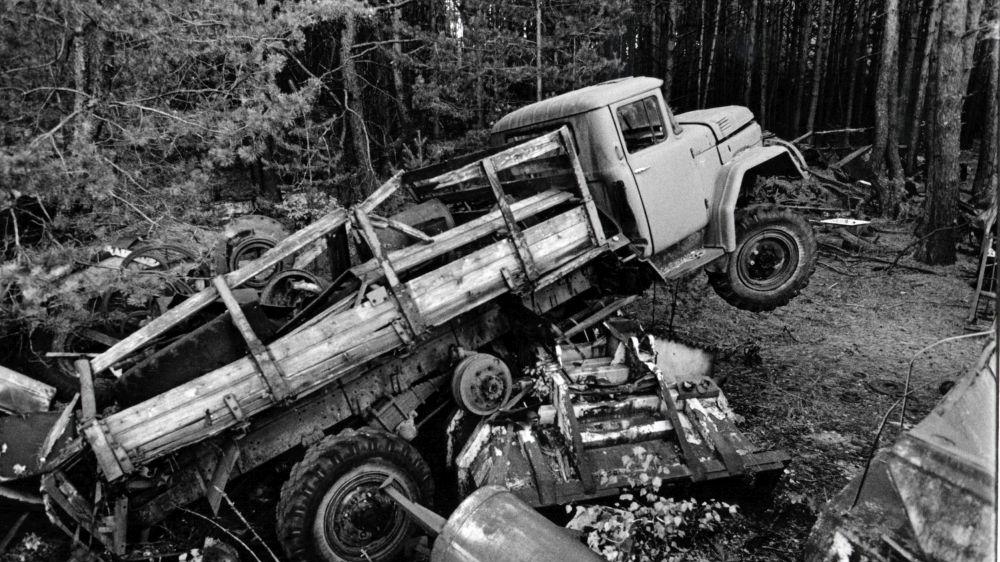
left=618, top=219, right=991, bottom=560
left=1, top=219, right=992, bottom=562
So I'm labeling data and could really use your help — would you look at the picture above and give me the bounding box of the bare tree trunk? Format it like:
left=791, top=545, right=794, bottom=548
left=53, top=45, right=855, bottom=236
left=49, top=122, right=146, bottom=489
left=72, top=17, right=94, bottom=147
left=905, top=0, right=940, bottom=174
left=745, top=0, right=757, bottom=107
left=663, top=0, right=680, bottom=103
left=897, top=0, right=921, bottom=134
left=806, top=0, right=829, bottom=133
left=918, top=0, right=969, bottom=264
left=873, top=0, right=905, bottom=215
left=973, top=0, right=999, bottom=204
left=536, top=0, right=542, bottom=101
left=962, top=0, right=987, bottom=88
left=792, top=0, right=814, bottom=132
left=758, top=0, right=768, bottom=124
left=844, top=0, right=867, bottom=128
left=390, top=8, right=410, bottom=126
left=341, top=12, right=376, bottom=191
left=701, top=0, right=723, bottom=107
left=697, top=0, right=708, bottom=105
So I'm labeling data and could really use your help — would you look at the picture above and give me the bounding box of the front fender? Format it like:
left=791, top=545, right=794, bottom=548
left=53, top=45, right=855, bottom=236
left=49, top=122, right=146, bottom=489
left=705, top=144, right=808, bottom=251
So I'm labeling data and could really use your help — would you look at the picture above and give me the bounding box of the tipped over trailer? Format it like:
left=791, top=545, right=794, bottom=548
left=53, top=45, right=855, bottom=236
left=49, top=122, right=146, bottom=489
left=1, top=77, right=814, bottom=562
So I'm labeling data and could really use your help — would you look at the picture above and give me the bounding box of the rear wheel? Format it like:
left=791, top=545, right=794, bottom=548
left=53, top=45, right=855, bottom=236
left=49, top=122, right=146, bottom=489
left=708, top=207, right=816, bottom=312
left=277, top=429, right=433, bottom=562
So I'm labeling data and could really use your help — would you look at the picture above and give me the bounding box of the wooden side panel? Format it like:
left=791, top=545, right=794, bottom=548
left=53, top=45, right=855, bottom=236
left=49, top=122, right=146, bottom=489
left=102, top=207, right=601, bottom=469
left=90, top=207, right=352, bottom=374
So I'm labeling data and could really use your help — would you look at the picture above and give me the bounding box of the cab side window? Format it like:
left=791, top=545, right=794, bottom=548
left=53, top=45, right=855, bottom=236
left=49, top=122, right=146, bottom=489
left=616, top=96, right=667, bottom=153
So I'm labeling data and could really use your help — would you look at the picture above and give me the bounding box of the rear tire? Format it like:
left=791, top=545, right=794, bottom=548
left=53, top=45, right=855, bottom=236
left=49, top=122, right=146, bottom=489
left=707, top=207, right=816, bottom=312
left=277, top=429, right=433, bottom=562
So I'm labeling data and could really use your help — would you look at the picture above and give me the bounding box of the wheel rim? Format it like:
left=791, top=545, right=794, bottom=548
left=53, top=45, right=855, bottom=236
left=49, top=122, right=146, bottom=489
left=122, top=245, right=207, bottom=296
left=314, top=463, right=415, bottom=561
left=229, top=238, right=281, bottom=288
left=453, top=354, right=512, bottom=415
left=736, top=229, right=799, bottom=291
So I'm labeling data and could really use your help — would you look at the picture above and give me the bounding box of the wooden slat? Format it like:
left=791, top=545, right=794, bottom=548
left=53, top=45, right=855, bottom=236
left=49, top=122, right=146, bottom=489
left=106, top=301, right=399, bottom=434
left=358, top=172, right=403, bottom=214
left=561, top=296, right=637, bottom=339
left=370, top=215, right=433, bottom=244
left=80, top=421, right=125, bottom=481
left=212, top=276, right=290, bottom=402
left=385, top=190, right=572, bottom=272
left=353, top=209, right=426, bottom=337
left=423, top=130, right=566, bottom=191
left=482, top=157, right=538, bottom=285
left=76, top=359, right=96, bottom=422
left=559, top=128, right=606, bottom=246
left=120, top=329, right=402, bottom=462
left=410, top=208, right=592, bottom=325
left=519, top=428, right=557, bottom=504
left=42, top=473, right=107, bottom=547
left=658, top=382, right=705, bottom=481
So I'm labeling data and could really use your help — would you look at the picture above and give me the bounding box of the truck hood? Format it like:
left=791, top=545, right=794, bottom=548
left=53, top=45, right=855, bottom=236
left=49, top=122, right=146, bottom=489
left=676, top=106, right=754, bottom=141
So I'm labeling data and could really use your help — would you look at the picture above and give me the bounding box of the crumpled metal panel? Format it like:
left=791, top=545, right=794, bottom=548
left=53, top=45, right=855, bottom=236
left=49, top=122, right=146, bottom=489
left=806, top=339, right=997, bottom=562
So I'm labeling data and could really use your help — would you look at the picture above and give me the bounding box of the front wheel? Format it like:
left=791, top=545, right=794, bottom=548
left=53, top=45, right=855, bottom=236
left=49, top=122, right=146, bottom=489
left=277, top=429, right=434, bottom=562
left=707, top=207, right=817, bottom=312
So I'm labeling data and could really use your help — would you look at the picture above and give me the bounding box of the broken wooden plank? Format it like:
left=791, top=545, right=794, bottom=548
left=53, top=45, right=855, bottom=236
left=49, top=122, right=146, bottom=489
left=561, top=296, right=637, bottom=340
left=76, top=359, right=96, bottom=422
left=0, top=364, right=55, bottom=414
left=519, top=428, right=558, bottom=505
left=206, top=439, right=241, bottom=515
left=358, top=172, right=402, bottom=214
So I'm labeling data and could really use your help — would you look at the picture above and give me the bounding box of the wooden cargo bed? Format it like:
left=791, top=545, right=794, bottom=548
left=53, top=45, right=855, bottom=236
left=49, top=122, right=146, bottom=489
left=78, top=127, right=613, bottom=480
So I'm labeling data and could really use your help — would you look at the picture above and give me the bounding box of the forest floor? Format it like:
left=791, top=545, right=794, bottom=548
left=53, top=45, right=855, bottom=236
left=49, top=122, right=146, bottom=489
left=1, top=219, right=992, bottom=562
left=616, top=219, right=991, bottom=560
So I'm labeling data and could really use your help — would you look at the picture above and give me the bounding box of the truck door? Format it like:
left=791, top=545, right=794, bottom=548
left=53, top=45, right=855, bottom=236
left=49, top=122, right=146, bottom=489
left=611, top=94, right=709, bottom=253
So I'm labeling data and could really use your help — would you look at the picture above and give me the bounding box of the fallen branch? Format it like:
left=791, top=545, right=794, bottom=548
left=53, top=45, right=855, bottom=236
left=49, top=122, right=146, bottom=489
left=177, top=507, right=263, bottom=562
left=214, top=486, right=282, bottom=562
left=831, top=144, right=871, bottom=169
left=836, top=229, right=882, bottom=252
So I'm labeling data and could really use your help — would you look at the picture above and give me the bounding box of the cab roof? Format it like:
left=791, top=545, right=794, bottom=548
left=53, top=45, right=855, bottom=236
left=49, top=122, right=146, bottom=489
left=492, top=76, right=664, bottom=133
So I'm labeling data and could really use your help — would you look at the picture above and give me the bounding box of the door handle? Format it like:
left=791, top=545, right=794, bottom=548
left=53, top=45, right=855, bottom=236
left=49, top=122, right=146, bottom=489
left=634, top=166, right=650, bottom=174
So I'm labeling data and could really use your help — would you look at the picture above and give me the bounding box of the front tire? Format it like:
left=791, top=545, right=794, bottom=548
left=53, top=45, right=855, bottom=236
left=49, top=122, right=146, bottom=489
left=277, top=429, right=434, bottom=562
left=707, top=207, right=817, bottom=312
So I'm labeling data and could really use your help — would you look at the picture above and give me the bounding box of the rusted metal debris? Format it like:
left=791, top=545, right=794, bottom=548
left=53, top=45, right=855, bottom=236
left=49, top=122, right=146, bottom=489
left=454, top=323, right=787, bottom=507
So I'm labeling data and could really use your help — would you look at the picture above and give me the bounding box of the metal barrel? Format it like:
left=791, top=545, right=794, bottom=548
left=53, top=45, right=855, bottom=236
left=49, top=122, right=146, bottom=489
left=431, top=486, right=603, bottom=562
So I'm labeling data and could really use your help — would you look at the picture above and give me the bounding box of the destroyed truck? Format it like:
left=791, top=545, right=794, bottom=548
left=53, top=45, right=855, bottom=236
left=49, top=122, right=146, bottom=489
left=0, top=77, right=816, bottom=562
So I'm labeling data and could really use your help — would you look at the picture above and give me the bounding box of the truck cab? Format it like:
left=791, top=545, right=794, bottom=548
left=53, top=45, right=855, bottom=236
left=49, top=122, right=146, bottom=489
left=491, top=77, right=815, bottom=312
